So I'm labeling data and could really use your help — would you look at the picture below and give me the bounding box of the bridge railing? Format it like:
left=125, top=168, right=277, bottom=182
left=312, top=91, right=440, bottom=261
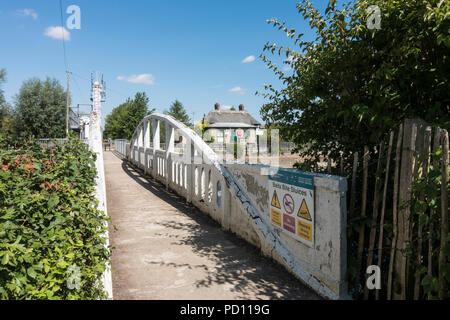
left=113, top=113, right=348, bottom=300
left=113, top=139, right=129, bottom=158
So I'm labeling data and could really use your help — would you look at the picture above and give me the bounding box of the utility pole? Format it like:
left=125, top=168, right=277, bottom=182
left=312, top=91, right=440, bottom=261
left=65, top=70, right=72, bottom=137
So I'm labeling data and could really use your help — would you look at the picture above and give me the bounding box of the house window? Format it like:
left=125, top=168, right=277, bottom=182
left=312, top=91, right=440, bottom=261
left=217, top=130, right=224, bottom=143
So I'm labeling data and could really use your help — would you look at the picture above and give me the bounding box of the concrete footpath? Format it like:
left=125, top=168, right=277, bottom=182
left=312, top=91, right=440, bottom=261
left=103, top=151, right=321, bottom=300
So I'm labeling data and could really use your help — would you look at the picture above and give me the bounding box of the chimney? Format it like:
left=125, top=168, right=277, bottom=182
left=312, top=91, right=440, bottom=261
left=238, top=104, right=244, bottom=111
left=214, top=102, right=220, bottom=110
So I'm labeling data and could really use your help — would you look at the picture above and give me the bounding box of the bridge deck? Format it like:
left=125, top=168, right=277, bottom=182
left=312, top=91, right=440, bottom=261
left=104, top=151, right=320, bottom=300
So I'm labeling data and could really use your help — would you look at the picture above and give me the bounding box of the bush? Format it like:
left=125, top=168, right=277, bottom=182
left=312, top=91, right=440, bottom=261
left=0, top=135, right=111, bottom=299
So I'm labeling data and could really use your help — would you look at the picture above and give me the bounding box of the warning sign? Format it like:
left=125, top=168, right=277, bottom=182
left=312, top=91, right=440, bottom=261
left=297, top=199, right=312, bottom=221
left=283, top=214, right=295, bottom=233
left=271, top=190, right=281, bottom=209
left=271, top=208, right=282, bottom=227
left=268, top=170, right=315, bottom=247
left=297, top=220, right=312, bottom=242
left=283, top=193, right=295, bottom=214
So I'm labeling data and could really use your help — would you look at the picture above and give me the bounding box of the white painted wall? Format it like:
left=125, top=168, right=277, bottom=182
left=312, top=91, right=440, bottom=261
left=89, top=81, right=113, bottom=299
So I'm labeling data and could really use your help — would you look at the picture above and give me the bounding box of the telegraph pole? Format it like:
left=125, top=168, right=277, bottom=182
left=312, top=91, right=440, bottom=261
left=65, top=70, right=72, bottom=137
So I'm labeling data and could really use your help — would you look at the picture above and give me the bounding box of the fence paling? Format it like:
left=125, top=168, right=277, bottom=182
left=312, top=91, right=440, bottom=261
left=438, top=130, right=449, bottom=300
left=428, top=127, right=441, bottom=299
left=349, top=152, right=359, bottom=219
left=376, top=131, right=394, bottom=300
left=394, top=121, right=418, bottom=300
left=413, top=127, right=432, bottom=299
left=356, top=146, right=370, bottom=289
left=387, top=123, right=403, bottom=300
left=364, top=141, right=384, bottom=300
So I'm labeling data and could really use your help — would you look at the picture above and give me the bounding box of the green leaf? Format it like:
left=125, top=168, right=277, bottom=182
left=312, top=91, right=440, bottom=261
left=1, top=253, right=9, bottom=265
left=48, top=196, right=59, bottom=210
left=27, top=267, right=37, bottom=279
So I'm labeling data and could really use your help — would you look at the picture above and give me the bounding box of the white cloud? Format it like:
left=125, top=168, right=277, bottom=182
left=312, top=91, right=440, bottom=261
left=17, top=8, right=38, bottom=20
left=117, top=74, right=155, bottom=86
left=44, top=26, right=70, bottom=41
left=229, top=86, right=246, bottom=95
left=241, top=55, right=255, bottom=64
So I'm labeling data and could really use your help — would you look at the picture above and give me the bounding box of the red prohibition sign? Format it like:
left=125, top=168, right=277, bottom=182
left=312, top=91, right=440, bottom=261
left=283, top=193, right=295, bottom=214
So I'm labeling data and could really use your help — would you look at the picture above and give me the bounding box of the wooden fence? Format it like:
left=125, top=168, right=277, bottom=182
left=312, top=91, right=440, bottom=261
left=330, top=119, right=448, bottom=299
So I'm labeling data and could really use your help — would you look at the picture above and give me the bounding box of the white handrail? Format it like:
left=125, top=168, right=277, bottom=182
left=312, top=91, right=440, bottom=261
left=130, top=113, right=219, bottom=164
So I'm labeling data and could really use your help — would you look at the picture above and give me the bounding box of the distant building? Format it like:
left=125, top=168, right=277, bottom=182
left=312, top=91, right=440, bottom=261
left=79, top=114, right=91, bottom=140
left=69, top=107, right=81, bottom=134
left=202, top=103, right=263, bottom=145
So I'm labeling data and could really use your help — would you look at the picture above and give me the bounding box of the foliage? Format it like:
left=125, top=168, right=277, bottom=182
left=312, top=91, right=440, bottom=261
left=0, top=69, right=14, bottom=138
left=410, top=148, right=450, bottom=299
left=0, top=135, right=112, bottom=299
left=164, top=100, right=192, bottom=127
left=13, top=77, right=67, bottom=139
left=193, top=121, right=210, bottom=140
left=0, top=104, right=14, bottom=138
left=103, top=92, right=154, bottom=140
left=0, top=69, right=6, bottom=111
left=259, top=0, right=450, bottom=162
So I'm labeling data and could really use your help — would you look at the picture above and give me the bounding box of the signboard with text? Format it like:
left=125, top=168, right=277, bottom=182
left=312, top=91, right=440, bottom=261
left=269, top=170, right=314, bottom=247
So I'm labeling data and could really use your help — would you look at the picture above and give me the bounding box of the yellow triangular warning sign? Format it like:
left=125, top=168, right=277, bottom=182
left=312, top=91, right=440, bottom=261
left=271, top=190, right=281, bottom=209
left=297, top=199, right=312, bottom=221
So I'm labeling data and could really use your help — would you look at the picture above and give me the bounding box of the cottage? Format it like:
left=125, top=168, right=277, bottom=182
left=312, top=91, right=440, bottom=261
left=202, top=103, right=262, bottom=145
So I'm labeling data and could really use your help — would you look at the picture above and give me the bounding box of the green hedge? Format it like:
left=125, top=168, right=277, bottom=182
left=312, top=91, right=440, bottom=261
left=0, top=136, right=112, bottom=299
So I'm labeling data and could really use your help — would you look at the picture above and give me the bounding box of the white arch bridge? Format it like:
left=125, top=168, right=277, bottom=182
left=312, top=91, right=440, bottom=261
left=106, top=113, right=348, bottom=300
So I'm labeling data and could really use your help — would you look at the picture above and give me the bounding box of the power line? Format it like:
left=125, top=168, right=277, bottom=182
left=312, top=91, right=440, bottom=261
left=59, top=0, right=68, bottom=70
left=71, top=72, right=89, bottom=81
left=71, top=75, right=89, bottom=103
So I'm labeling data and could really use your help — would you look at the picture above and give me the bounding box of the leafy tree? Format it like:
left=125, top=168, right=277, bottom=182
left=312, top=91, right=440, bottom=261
left=0, top=68, right=14, bottom=137
left=103, top=92, right=154, bottom=140
left=13, top=77, right=67, bottom=139
left=164, top=100, right=192, bottom=127
left=0, top=69, right=6, bottom=107
left=259, top=0, right=450, bottom=163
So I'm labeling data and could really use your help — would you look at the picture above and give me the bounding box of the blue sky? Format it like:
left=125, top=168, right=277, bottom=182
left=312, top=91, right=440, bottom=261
left=0, top=0, right=326, bottom=125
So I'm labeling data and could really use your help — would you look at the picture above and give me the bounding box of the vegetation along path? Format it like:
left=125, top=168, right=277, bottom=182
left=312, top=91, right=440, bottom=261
left=103, top=151, right=321, bottom=300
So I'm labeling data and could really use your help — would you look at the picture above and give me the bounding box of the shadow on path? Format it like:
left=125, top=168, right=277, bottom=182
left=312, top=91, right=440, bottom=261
left=117, top=154, right=321, bottom=300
